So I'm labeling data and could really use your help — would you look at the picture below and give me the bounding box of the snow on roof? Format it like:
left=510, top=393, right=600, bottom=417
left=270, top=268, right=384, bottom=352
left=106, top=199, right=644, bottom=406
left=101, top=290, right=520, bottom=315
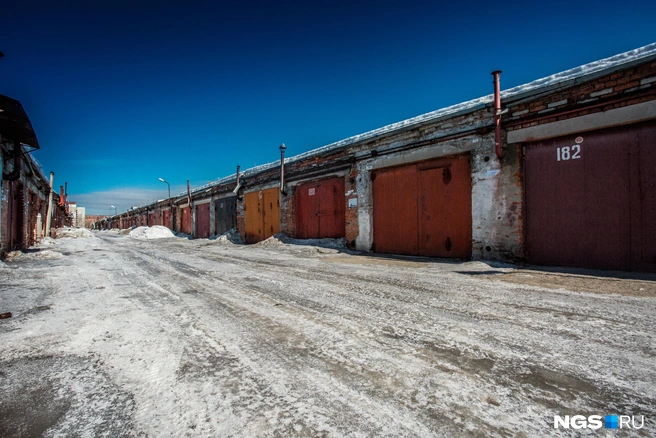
left=180, top=43, right=656, bottom=198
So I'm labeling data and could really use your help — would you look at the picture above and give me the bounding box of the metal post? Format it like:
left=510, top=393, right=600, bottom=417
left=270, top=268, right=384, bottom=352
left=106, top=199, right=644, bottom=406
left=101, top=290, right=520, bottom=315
left=45, top=171, right=54, bottom=237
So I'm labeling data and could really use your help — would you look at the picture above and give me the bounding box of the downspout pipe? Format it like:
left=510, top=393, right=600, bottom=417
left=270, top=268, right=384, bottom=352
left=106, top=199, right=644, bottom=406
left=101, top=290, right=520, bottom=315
left=492, top=70, right=504, bottom=160
left=279, top=143, right=286, bottom=195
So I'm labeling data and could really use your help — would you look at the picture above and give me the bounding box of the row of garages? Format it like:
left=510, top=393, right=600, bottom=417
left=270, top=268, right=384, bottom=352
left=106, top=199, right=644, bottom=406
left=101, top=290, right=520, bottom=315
left=1, top=95, right=69, bottom=256
left=97, top=44, right=656, bottom=273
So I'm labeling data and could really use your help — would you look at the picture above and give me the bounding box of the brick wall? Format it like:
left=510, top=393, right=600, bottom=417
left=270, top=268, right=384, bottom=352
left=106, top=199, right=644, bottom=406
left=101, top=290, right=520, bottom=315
left=506, top=60, right=656, bottom=130
left=344, top=169, right=359, bottom=248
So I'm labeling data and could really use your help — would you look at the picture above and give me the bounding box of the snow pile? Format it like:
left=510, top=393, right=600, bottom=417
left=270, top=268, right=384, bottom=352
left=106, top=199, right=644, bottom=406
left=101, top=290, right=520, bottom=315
left=108, top=228, right=121, bottom=234
left=212, top=228, right=243, bottom=244
left=129, top=226, right=175, bottom=240
left=54, top=227, right=94, bottom=239
left=40, top=237, right=56, bottom=245
left=5, top=249, right=64, bottom=260
left=257, top=233, right=346, bottom=249
left=118, top=228, right=133, bottom=235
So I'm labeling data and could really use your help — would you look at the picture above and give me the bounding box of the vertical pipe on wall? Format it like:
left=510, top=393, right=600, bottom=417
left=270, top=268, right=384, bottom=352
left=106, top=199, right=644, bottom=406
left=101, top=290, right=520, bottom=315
left=492, top=70, right=503, bottom=160
left=45, top=171, right=54, bottom=237
left=279, top=143, right=286, bottom=194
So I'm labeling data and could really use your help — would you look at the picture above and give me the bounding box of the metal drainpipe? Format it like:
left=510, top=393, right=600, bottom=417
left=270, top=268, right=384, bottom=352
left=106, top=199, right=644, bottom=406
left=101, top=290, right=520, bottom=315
left=492, top=70, right=504, bottom=160
left=279, top=143, right=286, bottom=195
left=236, top=165, right=240, bottom=187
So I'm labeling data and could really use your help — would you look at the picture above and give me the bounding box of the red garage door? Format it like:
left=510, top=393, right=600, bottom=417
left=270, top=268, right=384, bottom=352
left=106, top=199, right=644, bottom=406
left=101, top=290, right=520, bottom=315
left=524, top=120, right=656, bottom=272
left=196, top=203, right=210, bottom=239
left=163, top=209, right=172, bottom=229
left=296, top=177, right=345, bottom=239
left=181, top=207, right=192, bottom=235
left=372, top=154, right=472, bottom=258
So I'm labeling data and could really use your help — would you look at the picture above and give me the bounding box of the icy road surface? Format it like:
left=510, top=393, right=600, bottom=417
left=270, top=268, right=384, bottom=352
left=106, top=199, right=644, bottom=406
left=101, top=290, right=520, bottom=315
left=1, top=232, right=655, bottom=437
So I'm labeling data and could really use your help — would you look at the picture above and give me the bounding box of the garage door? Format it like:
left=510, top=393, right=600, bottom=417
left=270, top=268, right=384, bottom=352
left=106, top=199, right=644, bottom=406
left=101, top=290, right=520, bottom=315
left=372, top=154, right=472, bottom=258
left=215, top=196, right=237, bottom=235
left=196, top=203, right=210, bottom=238
left=163, top=209, right=172, bottom=229
left=524, top=120, right=656, bottom=272
left=244, top=188, right=280, bottom=243
left=296, top=177, right=345, bottom=239
left=181, top=207, right=192, bottom=235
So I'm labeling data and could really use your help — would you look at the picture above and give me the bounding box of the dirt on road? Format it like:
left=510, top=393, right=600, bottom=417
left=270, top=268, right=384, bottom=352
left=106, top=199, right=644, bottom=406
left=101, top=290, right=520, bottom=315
left=1, top=231, right=654, bottom=437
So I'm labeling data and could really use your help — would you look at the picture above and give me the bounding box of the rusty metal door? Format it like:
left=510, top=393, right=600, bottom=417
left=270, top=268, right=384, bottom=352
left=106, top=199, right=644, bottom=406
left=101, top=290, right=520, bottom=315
left=181, top=207, right=192, bottom=235
left=163, top=209, right=171, bottom=229
left=244, top=188, right=280, bottom=243
left=196, top=203, right=210, bottom=239
left=418, top=156, right=472, bottom=258
left=244, top=191, right=261, bottom=243
left=296, top=177, right=346, bottom=239
left=262, top=188, right=280, bottom=240
left=524, top=120, right=656, bottom=272
left=372, top=154, right=472, bottom=258
left=215, top=196, right=237, bottom=235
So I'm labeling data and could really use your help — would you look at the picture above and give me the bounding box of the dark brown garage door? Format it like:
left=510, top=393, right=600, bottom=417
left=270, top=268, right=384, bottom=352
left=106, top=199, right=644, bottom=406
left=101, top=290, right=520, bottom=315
left=372, top=154, right=472, bottom=258
left=296, top=177, right=345, bottom=239
left=524, top=120, right=656, bottom=272
left=215, top=196, right=237, bottom=235
left=196, top=203, right=211, bottom=238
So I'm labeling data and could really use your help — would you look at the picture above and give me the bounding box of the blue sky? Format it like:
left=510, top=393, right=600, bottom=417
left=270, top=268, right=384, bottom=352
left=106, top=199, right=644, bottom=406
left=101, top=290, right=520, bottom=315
left=2, top=0, right=655, bottom=214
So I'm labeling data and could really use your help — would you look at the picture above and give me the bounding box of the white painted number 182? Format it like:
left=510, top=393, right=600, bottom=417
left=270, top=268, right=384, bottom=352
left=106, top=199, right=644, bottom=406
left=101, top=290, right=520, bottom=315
left=556, top=145, right=581, bottom=161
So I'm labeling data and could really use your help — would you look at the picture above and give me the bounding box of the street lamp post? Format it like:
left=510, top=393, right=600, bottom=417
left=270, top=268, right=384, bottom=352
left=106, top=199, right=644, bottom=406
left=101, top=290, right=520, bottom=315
left=158, top=178, right=171, bottom=199
left=110, top=205, right=117, bottom=215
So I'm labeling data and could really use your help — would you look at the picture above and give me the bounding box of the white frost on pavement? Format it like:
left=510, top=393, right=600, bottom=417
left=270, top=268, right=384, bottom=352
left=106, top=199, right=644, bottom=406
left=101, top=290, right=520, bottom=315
left=1, top=233, right=655, bottom=436
left=129, top=225, right=176, bottom=240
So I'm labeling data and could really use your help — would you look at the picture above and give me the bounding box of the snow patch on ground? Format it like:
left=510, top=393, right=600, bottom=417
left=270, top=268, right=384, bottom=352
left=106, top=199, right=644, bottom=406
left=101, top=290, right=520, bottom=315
left=54, top=227, right=94, bottom=239
left=211, top=228, right=243, bottom=244
left=5, top=249, right=64, bottom=261
left=257, top=233, right=346, bottom=249
left=40, top=237, right=56, bottom=245
left=129, top=226, right=176, bottom=240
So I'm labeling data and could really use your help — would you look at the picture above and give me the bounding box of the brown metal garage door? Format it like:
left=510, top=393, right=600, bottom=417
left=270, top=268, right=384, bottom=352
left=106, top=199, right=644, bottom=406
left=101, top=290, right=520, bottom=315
left=524, top=120, right=656, bottom=272
left=163, top=209, right=172, bottom=229
left=196, top=203, right=210, bottom=238
left=372, top=154, right=472, bottom=258
left=296, top=176, right=345, bottom=239
left=244, top=188, right=280, bottom=243
left=215, top=196, right=237, bottom=235
left=181, top=206, right=192, bottom=235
